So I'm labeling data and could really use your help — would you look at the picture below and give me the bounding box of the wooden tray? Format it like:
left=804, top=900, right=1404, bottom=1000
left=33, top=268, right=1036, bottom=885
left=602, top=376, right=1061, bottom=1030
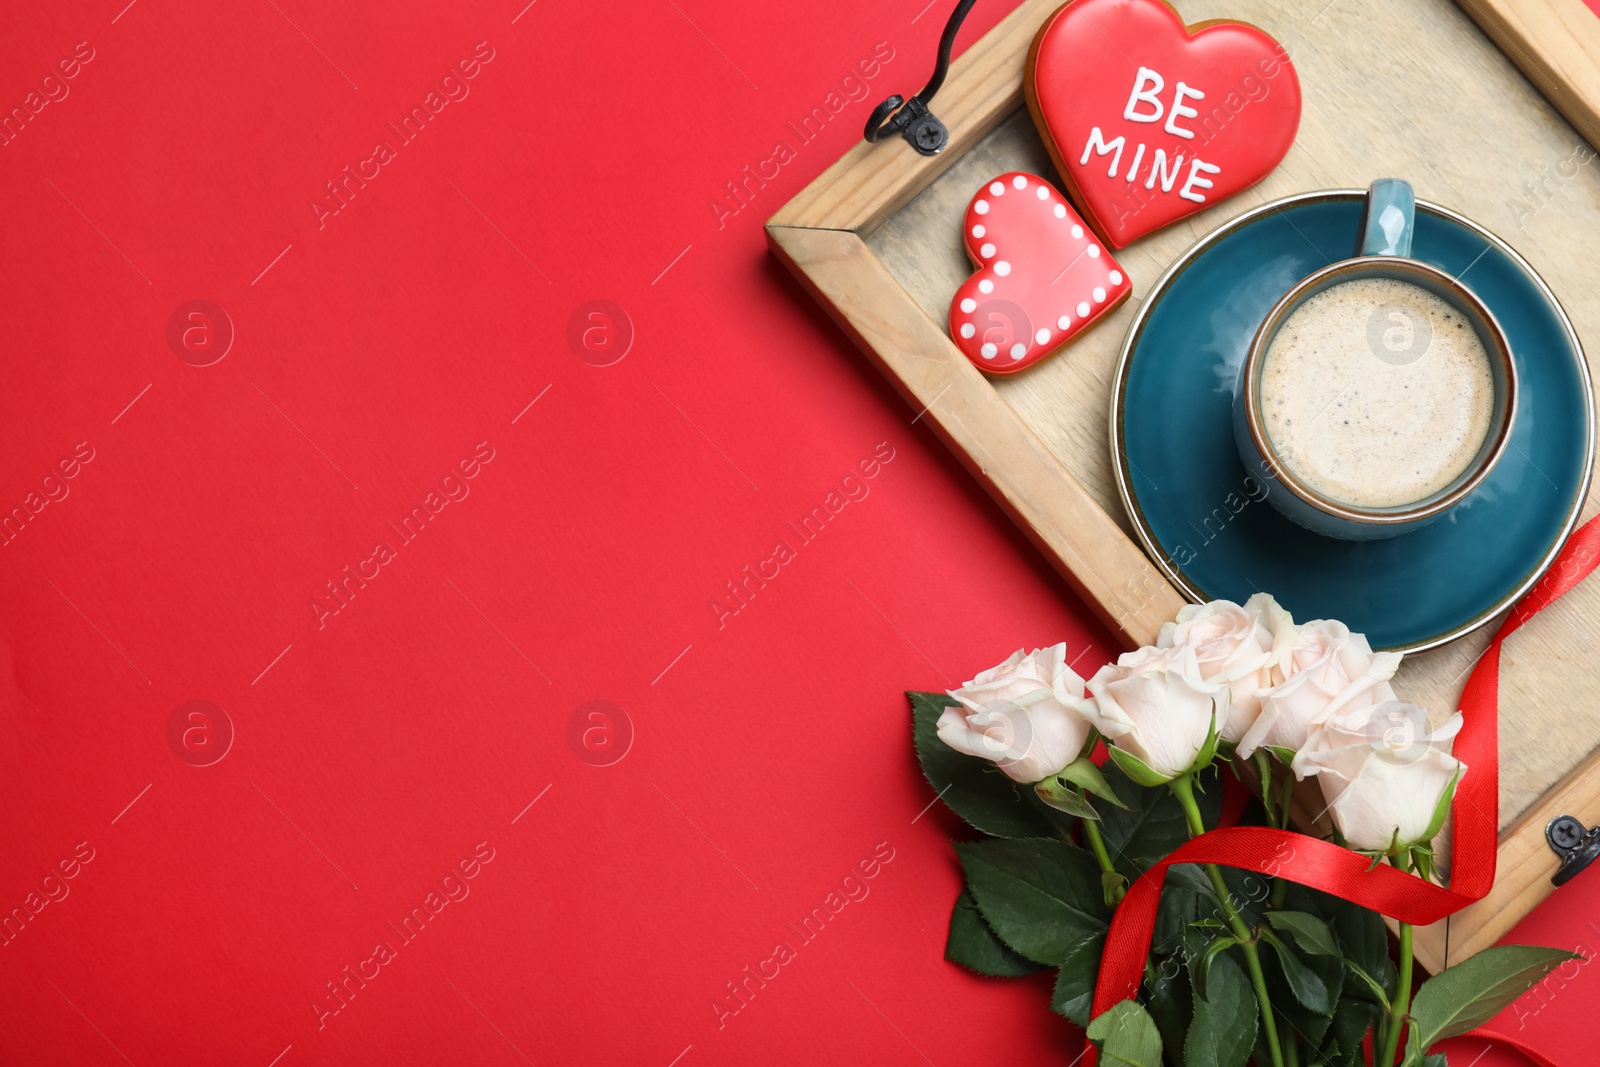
left=769, top=0, right=1600, bottom=972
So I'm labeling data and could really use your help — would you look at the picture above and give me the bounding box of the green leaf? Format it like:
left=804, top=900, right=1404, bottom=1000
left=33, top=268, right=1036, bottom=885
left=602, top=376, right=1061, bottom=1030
left=1058, top=756, right=1129, bottom=809
left=1411, top=845, right=1438, bottom=883
left=1418, top=766, right=1462, bottom=847
left=1343, top=961, right=1391, bottom=1009
left=1087, top=1000, right=1163, bottom=1067
left=1284, top=884, right=1389, bottom=984
left=1319, top=994, right=1380, bottom=1067
left=944, top=888, right=1045, bottom=978
left=1108, top=744, right=1174, bottom=786
left=1252, top=751, right=1279, bottom=825
left=1184, top=932, right=1257, bottom=1067
left=1422, top=1055, right=1448, bottom=1067
left=1267, top=911, right=1341, bottom=957
left=1035, top=778, right=1102, bottom=820
left=1193, top=707, right=1221, bottom=772
left=1260, top=927, right=1337, bottom=1015
left=956, top=837, right=1109, bottom=966
left=909, top=691, right=1055, bottom=837
left=1144, top=959, right=1193, bottom=1061
left=1411, top=944, right=1581, bottom=1049
left=1192, top=934, right=1243, bottom=1001
left=1100, top=765, right=1220, bottom=882
left=1274, top=952, right=1342, bottom=1054
left=1152, top=866, right=1212, bottom=954
left=1050, top=931, right=1107, bottom=1026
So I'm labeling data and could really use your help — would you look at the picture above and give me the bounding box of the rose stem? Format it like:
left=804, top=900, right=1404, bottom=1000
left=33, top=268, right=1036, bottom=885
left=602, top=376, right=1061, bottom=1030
left=1082, top=816, right=1122, bottom=881
left=1170, top=773, right=1286, bottom=1067
left=1378, top=855, right=1416, bottom=1067
left=1164, top=771, right=1286, bottom=1067
left=1269, top=763, right=1297, bottom=910
left=1276, top=764, right=1297, bottom=831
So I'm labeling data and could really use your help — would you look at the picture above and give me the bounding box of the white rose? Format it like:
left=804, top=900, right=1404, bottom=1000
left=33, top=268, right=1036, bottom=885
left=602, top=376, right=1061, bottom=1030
left=1158, top=593, right=1296, bottom=743
left=938, top=645, right=1094, bottom=783
left=1236, top=620, right=1401, bottom=759
left=1079, top=644, right=1224, bottom=780
left=1292, top=701, right=1466, bottom=853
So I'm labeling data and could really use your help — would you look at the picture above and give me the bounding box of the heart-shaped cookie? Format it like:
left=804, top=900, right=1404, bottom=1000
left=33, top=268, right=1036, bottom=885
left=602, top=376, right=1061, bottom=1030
left=948, top=172, right=1131, bottom=374
left=1026, top=0, right=1300, bottom=248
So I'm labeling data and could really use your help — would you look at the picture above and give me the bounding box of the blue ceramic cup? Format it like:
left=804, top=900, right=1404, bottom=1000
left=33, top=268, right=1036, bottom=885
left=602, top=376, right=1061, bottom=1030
left=1232, top=179, right=1518, bottom=541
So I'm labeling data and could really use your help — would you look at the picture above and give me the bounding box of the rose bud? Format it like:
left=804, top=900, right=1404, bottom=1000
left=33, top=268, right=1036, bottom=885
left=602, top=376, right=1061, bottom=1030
left=1237, top=619, right=1401, bottom=759
left=1157, top=593, right=1296, bottom=743
left=1079, top=644, right=1224, bottom=782
left=937, top=645, right=1094, bottom=783
left=1292, top=701, right=1466, bottom=854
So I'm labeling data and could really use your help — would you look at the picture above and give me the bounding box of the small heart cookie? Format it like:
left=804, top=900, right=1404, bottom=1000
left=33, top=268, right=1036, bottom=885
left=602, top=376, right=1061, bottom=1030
left=948, top=172, right=1132, bottom=375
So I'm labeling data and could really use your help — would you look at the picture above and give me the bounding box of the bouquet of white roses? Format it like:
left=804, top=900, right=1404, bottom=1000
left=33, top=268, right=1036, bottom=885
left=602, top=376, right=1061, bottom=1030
left=913, top=594, right=1576, bottom=1067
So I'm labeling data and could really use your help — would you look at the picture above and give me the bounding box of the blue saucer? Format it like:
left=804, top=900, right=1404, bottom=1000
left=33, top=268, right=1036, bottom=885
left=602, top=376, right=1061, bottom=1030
left=1111, top=192, right=1594, bottom=652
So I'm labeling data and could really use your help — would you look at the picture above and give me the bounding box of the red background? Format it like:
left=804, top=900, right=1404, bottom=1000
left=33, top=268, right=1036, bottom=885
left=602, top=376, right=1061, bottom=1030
left=0, top=1, right=1586, bottom=1064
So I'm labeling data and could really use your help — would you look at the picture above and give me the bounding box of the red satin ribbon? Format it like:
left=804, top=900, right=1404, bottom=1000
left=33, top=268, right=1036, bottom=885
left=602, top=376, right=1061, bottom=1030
left=1084, top=515, right=1600, bottom=1065
left=1465, top=1032, right=1566, bottom=1067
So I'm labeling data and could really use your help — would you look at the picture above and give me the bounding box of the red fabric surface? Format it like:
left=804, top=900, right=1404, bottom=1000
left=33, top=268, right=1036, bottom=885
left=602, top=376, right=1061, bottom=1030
left=0, top=2, right=1593, bottom=1065
left=0, top=1, right=1120, bottom=1063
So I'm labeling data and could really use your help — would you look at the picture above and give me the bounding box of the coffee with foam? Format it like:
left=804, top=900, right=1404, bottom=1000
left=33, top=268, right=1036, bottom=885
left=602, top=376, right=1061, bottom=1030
left=1258, top=276, right=1495, bottom=510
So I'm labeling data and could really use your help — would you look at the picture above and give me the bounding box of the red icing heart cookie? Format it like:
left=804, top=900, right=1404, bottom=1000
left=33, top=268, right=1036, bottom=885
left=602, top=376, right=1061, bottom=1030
left=947, top=171, right=1131, bottom=375
left=1026, top=0, right=1300, bottom=248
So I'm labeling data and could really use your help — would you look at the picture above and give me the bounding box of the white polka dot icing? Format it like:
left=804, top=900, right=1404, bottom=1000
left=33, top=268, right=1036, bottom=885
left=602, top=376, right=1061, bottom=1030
left=948, top=171, right=1132, bottom=375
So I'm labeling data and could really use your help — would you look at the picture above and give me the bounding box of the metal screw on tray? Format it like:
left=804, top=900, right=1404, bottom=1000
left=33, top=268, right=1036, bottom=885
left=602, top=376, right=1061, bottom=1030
left=1545, top=814, right=1600, bottom=886
left=863, top=0, right=976, bottom=157
left=901, top=100, right=949, bottom=154
left=864, top=90, right=950, bottom=157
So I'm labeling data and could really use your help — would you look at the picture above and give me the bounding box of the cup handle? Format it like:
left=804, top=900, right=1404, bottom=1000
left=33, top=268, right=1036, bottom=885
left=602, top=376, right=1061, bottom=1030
left=1357, top=178, right=1415, bottom=258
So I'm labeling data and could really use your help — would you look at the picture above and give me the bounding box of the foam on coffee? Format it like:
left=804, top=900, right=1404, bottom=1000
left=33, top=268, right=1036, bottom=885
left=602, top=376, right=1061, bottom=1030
left=1258, top=276, right=1496, bottom=510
